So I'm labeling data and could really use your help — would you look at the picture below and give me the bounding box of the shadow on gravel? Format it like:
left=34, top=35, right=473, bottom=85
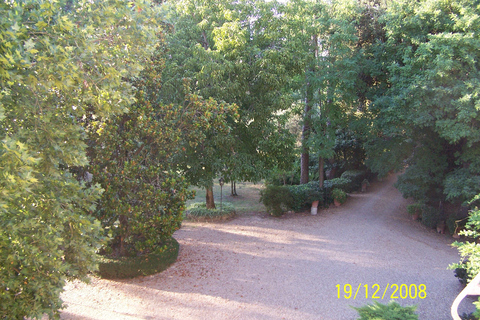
left=62, top=174, right=468, bottom=320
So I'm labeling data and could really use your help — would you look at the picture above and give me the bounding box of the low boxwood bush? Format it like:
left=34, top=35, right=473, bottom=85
left=323, top=177, right=351, bottom=193
left=97, top=237, right=179, bottom=279
left=185, top=202, right=236, bottom=221
left=260, top=185, right=294, bottom=216
left=353, top=301, right=418, bottom=320
left=287, top=181, right=324, bottom=211
left=340, top=170, right=368, bottom=192
left=261, top=175, right=364, bottom=215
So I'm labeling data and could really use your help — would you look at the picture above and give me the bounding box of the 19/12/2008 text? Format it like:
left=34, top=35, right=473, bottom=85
left=336, top=283, right=427, bottom=300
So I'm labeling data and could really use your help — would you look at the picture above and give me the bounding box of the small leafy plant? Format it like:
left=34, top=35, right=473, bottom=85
left=407, top=203, right=423, bottom=216
left=332, top=188, right=347, bottom=204
left=353, top=301, right=418, bottom=320
left=450, top=205, right=480, bottom=284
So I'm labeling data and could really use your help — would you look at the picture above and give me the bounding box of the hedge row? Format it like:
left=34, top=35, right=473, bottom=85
left=185, top=202, right=236, bottom=221
left=260, top=170, right=371, bottom=216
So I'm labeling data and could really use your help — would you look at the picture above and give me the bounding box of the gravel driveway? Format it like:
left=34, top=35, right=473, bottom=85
left=60, top=174, right=472, bottom=319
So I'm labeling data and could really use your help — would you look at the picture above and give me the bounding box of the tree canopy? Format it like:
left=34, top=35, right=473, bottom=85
left=0, top=0, right=160, bottom=318
left=2, top=0, right=480, bottom=317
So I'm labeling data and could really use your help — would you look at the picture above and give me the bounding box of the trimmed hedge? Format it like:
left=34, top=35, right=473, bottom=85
left=185, top=202, right=236, bottom=221
left=260, top=170, right=370, bottom=215
left=287, top=181, right=324, bottom=211
left=324, top=177, right=351, bottom=193
left=97, top=237, right=179, bottom=279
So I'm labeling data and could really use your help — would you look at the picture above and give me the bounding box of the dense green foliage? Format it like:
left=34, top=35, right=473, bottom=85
left=287, top=181, right=326, bottom=211
left=160, top=0, right=297, bottom=204
left=2, top=0, right=480, bottom=316
left=261, top=171, right=368, bottom=214
left=89, top=76, right=237, bottom=256
left=354, top=301, right=418, bottom=320
left=0, top=0, right=160, bottom=318
left=259, top=185, right=295, bottom=216
left=366, top=0, right=480, bottom=209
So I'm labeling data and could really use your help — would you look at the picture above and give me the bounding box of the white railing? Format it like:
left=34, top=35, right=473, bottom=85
left=451, top=272, right=480, bottom=319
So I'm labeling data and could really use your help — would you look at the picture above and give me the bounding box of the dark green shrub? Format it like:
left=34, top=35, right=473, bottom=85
left=324, top=177, right=351, bottom=193
left=287, top=181, right=324, bottom=211
left=454, top=264, right=468, bottom=285
left=421, top=205, right=440, bottom=229
left=263, top=175, right=360, bottom=213
left=186, top=202, right=236, bottom=221
left=332, top=188, right=347, bottom=204
left=341, top=170, right=369, bottom=192
left=260, top=185, right=294, bottom=216
left=353, top=301, right=418, bottom=320
left=286, top=184, right=310, bottom=211
left=97, top=237, right=179, bottom=279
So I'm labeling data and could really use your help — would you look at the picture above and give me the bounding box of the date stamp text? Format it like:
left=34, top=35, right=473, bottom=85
left=336, top=283, right=427, bottom=300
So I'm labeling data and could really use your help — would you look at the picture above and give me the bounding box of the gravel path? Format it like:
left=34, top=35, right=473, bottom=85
left=60, top=174, right=471, bottom=320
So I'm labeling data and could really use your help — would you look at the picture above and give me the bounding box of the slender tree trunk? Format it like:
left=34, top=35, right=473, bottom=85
left=231, top=181, right=238, bottom=196
left=300, top=149, right=309, bottom=184
left=300, top=71, right=314, bottom=185
left=318, top=156, right=324, bottom=188
left=206, top=185, right=216, bottom=209
left=301, top=35, right=318, bottom=185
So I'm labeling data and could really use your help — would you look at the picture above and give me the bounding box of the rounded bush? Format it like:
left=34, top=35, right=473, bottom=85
left=97, top=237, right=179, bottom=279
left=260, top=185, right=294, bottom=216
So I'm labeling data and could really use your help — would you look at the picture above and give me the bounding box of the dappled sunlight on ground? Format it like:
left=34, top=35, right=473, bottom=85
left=60, top=174, right=468, bottom=319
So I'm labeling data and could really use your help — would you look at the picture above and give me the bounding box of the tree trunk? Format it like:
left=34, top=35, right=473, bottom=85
left=300, top=152, right=309, bottom=184
left=206, top=185, right=216, bottom=209
left=318, top=156, right=324, bottom=188
left=231, top=181, right=238, bottom=196
left=300, top=70, right=314, bottom=185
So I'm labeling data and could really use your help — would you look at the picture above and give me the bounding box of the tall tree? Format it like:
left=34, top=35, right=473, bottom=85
left=0, top=0, right=160, bottom=318
left=284, top=0, right=364, bottom=186
left=160, top=0, right=296, bottom=205
left=282, top=0, right=323, bottom=184
left=366, top=0, right=480, bottom=207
